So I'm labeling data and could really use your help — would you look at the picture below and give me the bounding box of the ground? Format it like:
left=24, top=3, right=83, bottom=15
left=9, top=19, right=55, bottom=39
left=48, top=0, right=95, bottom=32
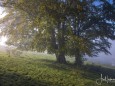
left=0, top=50, right=115, bottom=86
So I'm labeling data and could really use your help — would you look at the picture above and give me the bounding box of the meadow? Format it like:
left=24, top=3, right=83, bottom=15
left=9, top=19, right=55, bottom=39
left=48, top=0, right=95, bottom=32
left=0, top=50, right=115, bottom=86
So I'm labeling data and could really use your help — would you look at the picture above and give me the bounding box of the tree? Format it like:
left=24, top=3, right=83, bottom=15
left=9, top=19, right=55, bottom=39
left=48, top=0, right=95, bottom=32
left=0, top=0, right=115, bottom=65
left=65, top=0, right=115, bottom=65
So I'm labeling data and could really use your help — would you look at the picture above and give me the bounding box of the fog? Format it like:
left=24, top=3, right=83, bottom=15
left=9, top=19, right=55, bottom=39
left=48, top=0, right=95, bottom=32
left=0, top=38, right=115, bottom=67
left=87, top=41, right=115, bottom=66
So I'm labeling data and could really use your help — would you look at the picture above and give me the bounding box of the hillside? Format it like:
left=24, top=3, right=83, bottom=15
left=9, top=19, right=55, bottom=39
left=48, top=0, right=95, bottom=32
left=0, top=51, right=115, bottom=86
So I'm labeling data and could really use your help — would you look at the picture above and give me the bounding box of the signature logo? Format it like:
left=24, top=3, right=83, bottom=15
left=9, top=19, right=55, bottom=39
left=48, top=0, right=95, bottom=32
left=96, top=74, right=115, bottom=85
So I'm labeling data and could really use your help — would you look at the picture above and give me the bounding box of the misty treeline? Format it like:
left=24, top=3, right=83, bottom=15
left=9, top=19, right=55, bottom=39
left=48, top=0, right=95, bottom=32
left=0, top=0, right=115, bottom=65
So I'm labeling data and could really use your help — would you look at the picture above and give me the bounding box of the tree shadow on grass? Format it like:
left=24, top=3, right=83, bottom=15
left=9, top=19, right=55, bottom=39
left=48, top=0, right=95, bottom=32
left=33, top=58, right=115, bottom=75
left=37, top=59, right=75, bottom=71
left=0, top=70, right=55, bottom=86
left=39, top=59, right=115, bottom=81
left=36, top=59, right=55, bottom=63
left=81, top=64, right=115, bottom=81
left=21, top=57, right=115, bottom=85
left=81, top=65, right=115, bottom=86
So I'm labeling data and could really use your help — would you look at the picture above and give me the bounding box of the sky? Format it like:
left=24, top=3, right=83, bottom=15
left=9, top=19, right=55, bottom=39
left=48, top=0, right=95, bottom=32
left=0, top=2, right=115, bottom=65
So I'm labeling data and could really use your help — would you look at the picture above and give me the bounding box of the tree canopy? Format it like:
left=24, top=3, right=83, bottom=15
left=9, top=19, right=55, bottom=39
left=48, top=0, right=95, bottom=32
left=0, top=0, right=115, bottom=65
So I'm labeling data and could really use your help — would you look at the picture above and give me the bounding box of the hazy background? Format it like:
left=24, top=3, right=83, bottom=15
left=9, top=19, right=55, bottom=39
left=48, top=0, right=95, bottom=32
left=87, top=41, right=115, bottom=66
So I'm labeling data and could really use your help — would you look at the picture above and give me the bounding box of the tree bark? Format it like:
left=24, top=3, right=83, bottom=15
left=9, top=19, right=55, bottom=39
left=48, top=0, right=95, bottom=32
left=74, top=51, right=83, bottom=66
left=55, top=21, right=66, bottom=64
left=55, top=52, right=66, bottom=64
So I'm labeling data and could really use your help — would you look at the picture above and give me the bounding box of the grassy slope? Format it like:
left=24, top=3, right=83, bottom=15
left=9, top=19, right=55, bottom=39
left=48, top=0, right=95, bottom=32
left=0, top=51, right=115, bottom=86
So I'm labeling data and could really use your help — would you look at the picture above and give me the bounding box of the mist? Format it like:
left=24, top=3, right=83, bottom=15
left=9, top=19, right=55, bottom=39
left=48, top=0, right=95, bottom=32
left=87, top=40, right=115, bottom=66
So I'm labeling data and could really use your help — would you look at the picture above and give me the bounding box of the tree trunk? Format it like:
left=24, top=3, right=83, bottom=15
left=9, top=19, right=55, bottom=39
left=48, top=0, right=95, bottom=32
left=55, top=21, right=66, bottom=64
left=74, top=16, right=83, bottom=66
left=74, top=52, right=83, bottom=66
left=55, top=52, right=66, bottom=64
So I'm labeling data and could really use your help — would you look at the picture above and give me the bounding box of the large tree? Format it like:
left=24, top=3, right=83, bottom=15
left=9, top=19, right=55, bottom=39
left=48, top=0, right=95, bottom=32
left=0, top=0, right=115, bottom=65
left=66, top=0, right=115, bottom=65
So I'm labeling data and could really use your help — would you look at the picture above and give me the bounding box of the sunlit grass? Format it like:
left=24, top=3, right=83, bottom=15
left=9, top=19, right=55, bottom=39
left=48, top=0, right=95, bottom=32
left=0, top=51, right=115, bottom=86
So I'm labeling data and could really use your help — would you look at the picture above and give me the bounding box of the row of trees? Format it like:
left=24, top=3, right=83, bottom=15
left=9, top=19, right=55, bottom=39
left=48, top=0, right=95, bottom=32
left=0, top=0, right=115, bottom=65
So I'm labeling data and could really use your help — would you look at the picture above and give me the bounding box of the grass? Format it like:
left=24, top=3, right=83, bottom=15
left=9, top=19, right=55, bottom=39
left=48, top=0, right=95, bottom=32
left=0, top=51, right=115, bottom=86
left=84, top=61, right=115, bottom=70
